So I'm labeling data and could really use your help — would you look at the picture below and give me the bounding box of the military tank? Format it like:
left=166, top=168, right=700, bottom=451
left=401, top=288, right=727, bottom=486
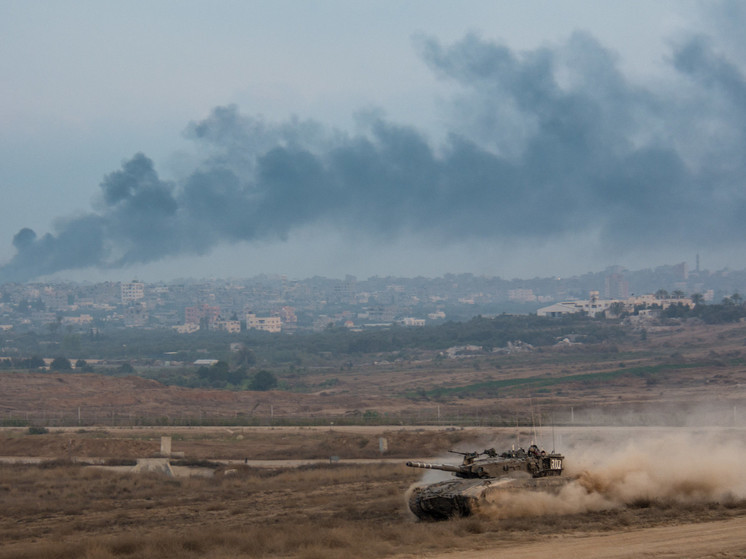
left=406, top=444, right=566, bottom=520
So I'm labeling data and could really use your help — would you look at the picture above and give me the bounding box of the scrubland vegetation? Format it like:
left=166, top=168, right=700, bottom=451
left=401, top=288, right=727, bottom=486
left=3, top=320, right=746, bottom=556
left=3, top=303, right=746, bottom=394
left=3, top=460, right=746, bottom=559
left=0, top=312, right=626, bottom=372
left=0, top=426, right=480, bottom=461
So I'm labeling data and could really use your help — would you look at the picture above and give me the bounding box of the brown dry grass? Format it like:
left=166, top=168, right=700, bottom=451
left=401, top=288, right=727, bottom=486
left=3, top=322, right=746, bottom=557
left=0, top=425, right=481, bottom=460
left=2, top=461, right=746, bottom=559
left=3, top=321, right=746, bottom=428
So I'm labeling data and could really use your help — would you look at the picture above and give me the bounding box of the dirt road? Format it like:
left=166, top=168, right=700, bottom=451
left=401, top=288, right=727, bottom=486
left=410, top=516, right=746, bottom=559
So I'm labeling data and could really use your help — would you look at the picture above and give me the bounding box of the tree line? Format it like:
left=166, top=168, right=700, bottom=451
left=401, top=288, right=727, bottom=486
left=3, top=298, right=742, bottom=389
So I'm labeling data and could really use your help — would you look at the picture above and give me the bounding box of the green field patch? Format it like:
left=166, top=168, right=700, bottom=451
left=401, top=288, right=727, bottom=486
left=410, top=362, right=706, bottom=398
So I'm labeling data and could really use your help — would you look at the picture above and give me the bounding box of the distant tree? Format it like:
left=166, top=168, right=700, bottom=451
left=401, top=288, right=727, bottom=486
left=233, top=346, right=256, bottom=368
left=47, top=318, right=61, bottom=335
left=62, top=333, right=81, bottom=354
left=118, top=362, right=134, bottom=374
left=25, top=356, right=46, bottom=369
left=693, top=300, right=746, bottom=323
left=250, top=370, right=278, bottom=391
left=691, top=293, right=704, bottom=305
left=226, top=367, right=249, bottom=386
left=731, top=293, right=743, bottom=306
left=50, top=357, right=72, bottom=371
left=16, top=299, right=31, bottom=315
left=662, top=302, right=690, bottom=318
left=671, top=289, right=686, bottom=299
left=607, top=302, right=627, bottom=317
left=75, top=359, right=94, bottom=372
left=654, top=289, right=669, bottom=300
left=195, top=360, right=234, bottom=387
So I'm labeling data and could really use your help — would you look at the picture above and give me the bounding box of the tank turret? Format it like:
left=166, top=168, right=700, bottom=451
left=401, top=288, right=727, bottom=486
left=406, top=446, right=563, bottom=479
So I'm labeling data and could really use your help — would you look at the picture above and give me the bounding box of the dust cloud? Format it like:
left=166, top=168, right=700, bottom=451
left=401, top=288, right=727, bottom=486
left=478, top=429, right=746, bottom=519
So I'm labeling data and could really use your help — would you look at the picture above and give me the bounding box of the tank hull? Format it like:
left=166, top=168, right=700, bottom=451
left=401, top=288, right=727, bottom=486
left=408, top=475, right=571, bottom=521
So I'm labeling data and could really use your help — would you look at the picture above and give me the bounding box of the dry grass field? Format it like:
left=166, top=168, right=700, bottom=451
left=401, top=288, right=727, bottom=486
left=2, top=321, right=746, bottom=428
left=2, top=424, right=746, bottom=558
left=2, top=436, right=746, bottom=559
left=2, top=321, right=746, bottom=557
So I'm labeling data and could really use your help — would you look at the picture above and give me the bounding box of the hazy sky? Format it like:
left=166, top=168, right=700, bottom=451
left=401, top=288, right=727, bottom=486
left=2, top=1, right=745, bottom=282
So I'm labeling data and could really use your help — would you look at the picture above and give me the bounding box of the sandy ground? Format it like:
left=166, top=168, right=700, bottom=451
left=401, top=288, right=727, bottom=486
left=411, top=516, right=746, bottom=558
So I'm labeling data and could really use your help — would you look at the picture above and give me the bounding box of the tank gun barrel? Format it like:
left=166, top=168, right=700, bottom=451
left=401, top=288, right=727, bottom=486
left=406, top=461, right=465, bottom=474
left=449, top=448, right=498, bottom=458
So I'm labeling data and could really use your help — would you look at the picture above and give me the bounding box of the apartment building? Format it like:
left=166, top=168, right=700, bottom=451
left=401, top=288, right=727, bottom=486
left=121, top=282, right=145, bottom=303
left=246, top=312, right=281, bottom=333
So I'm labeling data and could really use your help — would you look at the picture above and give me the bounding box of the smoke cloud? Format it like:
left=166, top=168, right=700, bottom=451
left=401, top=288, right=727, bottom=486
left=4, top=21, right=746, bottom=281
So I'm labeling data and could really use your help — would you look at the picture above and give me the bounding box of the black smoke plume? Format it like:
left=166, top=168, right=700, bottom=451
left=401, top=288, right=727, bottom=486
left=3, top=27, right=746, bottom=281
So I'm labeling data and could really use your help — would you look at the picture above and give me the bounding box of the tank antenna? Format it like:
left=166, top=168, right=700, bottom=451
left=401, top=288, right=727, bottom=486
left=530, top=398, right=538, bottom=446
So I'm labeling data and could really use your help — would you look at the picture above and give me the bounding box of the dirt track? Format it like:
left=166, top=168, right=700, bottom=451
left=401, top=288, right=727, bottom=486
left=417, top=516, right=746, bottom=558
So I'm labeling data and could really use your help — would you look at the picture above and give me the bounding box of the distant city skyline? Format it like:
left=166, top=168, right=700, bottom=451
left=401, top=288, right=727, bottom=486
left=3, top=258, right=742, bottom=337
left=2, top=257, right=736, bottom=291
left=3, top=2, right=746, bottom=283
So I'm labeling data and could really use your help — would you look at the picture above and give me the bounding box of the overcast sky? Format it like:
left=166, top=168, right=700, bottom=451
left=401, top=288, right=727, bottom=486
left=2, top=0, right=745, bottom=282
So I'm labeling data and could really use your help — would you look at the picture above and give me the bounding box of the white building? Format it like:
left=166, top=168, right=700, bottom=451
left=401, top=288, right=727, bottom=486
left=62, top=314, right=93, bottom=326
left=246, top=313, right=282, bottom=333
left=537, top=291, right=611, bottom=317
left=121, top=282, right=144, bottom=303
left=173, top=323, right=200, bottom=334
left=124, top=303, right=148, bottom=327
left=215, top=320, right=241, bottom=333
left=537, top=291, right=694, bottom=318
